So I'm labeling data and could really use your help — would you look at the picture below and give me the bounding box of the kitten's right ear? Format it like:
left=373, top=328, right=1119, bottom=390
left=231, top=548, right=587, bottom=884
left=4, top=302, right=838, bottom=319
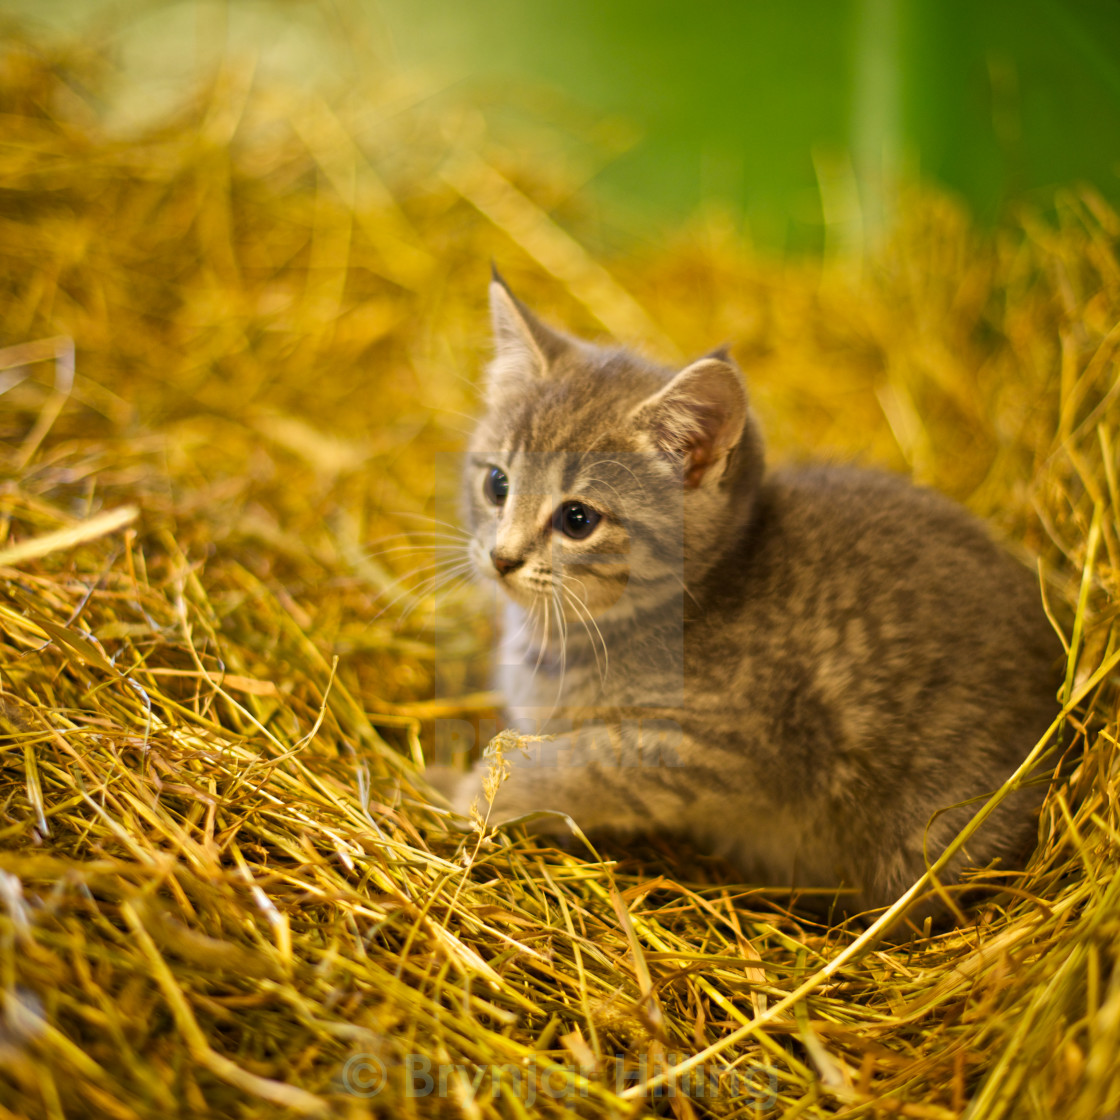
left=630, top=357, right=749, bottom=490
left=487, top=272, right=570, bottom=400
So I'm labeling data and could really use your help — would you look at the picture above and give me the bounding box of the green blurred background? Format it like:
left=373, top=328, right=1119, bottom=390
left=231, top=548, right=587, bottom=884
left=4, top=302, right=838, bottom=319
left=9, top=0, right=1120, bottom=253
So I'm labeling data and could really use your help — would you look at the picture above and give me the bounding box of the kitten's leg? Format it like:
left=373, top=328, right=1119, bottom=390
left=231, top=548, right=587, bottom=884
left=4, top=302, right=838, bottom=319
left=446, top=721, right=690, bottom=838
left=855, top=783, right=1045, bottom=925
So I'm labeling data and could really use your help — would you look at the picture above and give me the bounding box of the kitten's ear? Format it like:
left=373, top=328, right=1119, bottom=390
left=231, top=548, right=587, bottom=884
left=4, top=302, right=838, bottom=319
left=630, top=357, right=748, bottom=489
left=487, top=272, right=571, bottom=398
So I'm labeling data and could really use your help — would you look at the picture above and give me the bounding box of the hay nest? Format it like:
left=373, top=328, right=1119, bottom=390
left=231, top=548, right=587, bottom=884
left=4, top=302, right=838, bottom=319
left=1, top=25, right=1118, bottom=1120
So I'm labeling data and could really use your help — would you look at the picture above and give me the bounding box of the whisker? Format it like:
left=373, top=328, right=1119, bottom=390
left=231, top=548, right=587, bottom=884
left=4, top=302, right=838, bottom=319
left=372, top=558, right=476, bottom=622
left=506, top=598, right=539, bottom=648
left=527, top=594, right=551, bottom=696
left=522, top=597, right=542, bottom=655
left=392, top=511, right=473, bottom=536
left=363, top=531, right=471, bottom=549
left=550, top=580, right=568, bottom=719
left=565, top=573, right=612, bottom=686
left=370, top=553, right=463, bottom=600
left=668, top=570, right=700, bottom=610
left=391, top=564, right=477, bottom=627
left=425, top=402, right=480, bottom=429
left=359, top=542, right=469, bottom=562
left=395, top=567, right=477, bottom=627
left=581, top=457, right=651, bottom=499
left=576, top=432, right=612, bottom=466
left=563, top=583, right=608, bottom=690
left=579, top=475, right=628, bottom=508
left=365, top=529, right=471, bottom=543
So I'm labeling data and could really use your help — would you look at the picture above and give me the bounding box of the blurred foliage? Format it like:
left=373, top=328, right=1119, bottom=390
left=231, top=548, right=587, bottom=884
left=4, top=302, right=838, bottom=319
left=7, top=0, right=1120, bottom=253
left=379, top=0, right=1120, bottom=250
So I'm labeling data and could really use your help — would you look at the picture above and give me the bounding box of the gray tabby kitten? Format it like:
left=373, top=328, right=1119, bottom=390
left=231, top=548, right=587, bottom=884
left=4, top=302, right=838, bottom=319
left=447, top=273, right=1058, bottom=915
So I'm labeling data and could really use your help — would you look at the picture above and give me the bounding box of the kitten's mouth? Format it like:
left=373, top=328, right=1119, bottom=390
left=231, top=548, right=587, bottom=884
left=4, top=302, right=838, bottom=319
left=508, top=571, right=632, bottom=622
left=470, top=541, right=630, bottom=617
left=499, top=572, right=552, bottom=606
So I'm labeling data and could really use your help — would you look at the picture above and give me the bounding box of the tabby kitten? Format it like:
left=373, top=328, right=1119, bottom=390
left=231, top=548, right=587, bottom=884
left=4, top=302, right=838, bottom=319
left=447, top=272, right=1059, bottom=915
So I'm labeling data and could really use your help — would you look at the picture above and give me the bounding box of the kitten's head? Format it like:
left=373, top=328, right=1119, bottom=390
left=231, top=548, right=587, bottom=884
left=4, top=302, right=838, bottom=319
left=465, top=273, right=765, bottom=622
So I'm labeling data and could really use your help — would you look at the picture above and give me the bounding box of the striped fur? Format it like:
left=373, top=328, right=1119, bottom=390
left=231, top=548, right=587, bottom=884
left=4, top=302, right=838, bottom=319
left=449, top=276, right=1061, bottom=917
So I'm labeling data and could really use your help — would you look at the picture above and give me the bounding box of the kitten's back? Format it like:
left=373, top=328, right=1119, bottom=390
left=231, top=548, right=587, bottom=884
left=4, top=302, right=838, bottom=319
left=690, top=464, right=1058, bottom=905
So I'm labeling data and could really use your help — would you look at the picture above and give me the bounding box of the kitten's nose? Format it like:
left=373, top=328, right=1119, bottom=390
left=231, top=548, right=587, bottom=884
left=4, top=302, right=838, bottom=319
left=490, top=549, right=524, bottom=576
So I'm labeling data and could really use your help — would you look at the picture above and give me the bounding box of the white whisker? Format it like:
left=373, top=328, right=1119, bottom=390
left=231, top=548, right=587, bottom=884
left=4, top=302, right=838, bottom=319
left=392, top=564, right=477, bottom=627
left=373, top=558, right=476, bottom=623
left=393, top=511, right=472, bottom=536
left=550, top=580, right=568, bottom=719
left=582, top=457, right=651, bottom=498
left=526, top=593, right=551, bottom=696
left=360, top=542, right=469, bottom=563
left=562, top=583, right=608, bottom=691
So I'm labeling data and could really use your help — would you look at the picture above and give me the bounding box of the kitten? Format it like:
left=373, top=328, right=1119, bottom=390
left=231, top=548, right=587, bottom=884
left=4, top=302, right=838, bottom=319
left=446, top=272, right=1059, bottom=916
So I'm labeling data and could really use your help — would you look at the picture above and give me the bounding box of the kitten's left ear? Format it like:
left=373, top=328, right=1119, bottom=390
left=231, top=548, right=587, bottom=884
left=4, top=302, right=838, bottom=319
left=488, top=272, right=572, bottom=399
left=630, top=357, right=748, bottom=489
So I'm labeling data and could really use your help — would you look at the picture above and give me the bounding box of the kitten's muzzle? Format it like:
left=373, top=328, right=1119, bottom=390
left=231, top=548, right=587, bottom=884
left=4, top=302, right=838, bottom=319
left=490, top=549, right=525, bottom=576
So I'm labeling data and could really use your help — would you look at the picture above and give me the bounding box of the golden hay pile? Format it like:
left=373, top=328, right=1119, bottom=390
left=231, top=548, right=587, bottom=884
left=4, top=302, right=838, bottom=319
left=1, top=28, right=1119, bottom=1120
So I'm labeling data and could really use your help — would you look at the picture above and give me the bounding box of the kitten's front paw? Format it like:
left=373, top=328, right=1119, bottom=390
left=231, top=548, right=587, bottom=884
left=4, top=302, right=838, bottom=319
left=442, top=756, right=577, bottom=842
left=421, top=764, right=462, bottom=804
left=421, top=761, right=525, bottom=824
left=419, top=764, right=487, bottom=832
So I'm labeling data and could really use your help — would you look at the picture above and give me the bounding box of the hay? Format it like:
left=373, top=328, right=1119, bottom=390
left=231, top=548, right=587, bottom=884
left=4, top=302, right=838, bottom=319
left=1, top=22, right=1119, bottom=1120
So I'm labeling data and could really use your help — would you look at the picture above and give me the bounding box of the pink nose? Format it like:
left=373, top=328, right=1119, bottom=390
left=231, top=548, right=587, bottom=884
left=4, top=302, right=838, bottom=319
left=490, top=550, right=524, bottom=576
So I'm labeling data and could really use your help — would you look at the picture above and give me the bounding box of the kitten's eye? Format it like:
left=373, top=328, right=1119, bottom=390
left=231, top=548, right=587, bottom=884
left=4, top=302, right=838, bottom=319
left=553, top=501, right=601, bottom=540
left=484, top=466, right=509, bottom=505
